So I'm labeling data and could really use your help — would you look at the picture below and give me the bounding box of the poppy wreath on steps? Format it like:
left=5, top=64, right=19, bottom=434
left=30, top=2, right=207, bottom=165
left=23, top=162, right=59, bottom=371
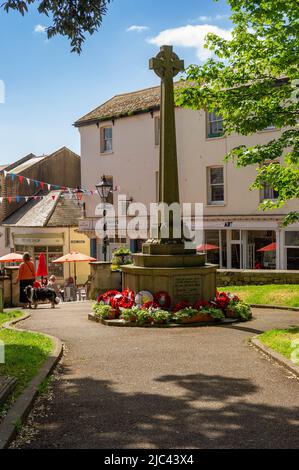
left=154, top=292, right=172, bottom=310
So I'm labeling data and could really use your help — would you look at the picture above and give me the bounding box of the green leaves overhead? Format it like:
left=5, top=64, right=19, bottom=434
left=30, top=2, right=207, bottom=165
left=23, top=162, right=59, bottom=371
left=2, top=0, right=112, bottom=53
left=177, top=0, right=299, bottom=224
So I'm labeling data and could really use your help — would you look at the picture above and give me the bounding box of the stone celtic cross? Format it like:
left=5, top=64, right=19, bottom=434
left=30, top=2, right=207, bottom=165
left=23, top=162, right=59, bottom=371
left=150, top=46, right=184, bottom=210
left=149, top=45, right=184, bottom=81
left=149, top=46, right=184, bottom=243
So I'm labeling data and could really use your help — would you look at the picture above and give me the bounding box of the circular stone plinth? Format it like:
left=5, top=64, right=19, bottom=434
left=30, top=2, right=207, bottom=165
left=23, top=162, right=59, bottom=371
left=88, top=313, right=241, bottom=328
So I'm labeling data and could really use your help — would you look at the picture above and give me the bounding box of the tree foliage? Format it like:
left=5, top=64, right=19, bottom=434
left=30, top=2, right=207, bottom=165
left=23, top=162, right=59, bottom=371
left=177, top=0, right=299, bottom=225
left=2, top=0, right=112, bottom=53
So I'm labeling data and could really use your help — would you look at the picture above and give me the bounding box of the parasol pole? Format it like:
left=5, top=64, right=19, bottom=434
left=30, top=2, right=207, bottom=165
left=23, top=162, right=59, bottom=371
left=74, top=261, right=77, bottom=287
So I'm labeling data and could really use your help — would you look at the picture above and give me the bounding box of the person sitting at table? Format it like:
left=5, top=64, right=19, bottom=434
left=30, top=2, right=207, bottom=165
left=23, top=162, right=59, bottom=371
left=48, top=275, right=63, bottom=299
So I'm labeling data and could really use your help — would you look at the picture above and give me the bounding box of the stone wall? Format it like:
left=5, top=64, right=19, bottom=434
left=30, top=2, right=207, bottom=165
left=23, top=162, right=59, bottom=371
left=89, top=262, right=122, bottom=300
left=217, top=269, right=299, bottom=286
left=2, top=267, right=20, bottom=307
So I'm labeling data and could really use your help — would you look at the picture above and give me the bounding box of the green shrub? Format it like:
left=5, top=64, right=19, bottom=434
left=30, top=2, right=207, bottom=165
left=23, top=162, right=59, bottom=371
left=136, top=310, right=153, bottom=325
left=93, top=303, right=113, bottom=319
left=229, top=302, right=252, bottom=321
left=174, top=308, right=199, bottom=322
left=120, top=308, right=140, bottom=322
left=151, top=310, right=172, bottom=323
left=200, top=307, right=225, bottom=320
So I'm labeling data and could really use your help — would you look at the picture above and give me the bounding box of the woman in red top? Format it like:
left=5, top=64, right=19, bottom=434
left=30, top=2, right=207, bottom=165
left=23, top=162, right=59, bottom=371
left=16, top=253, right=36, bottom=308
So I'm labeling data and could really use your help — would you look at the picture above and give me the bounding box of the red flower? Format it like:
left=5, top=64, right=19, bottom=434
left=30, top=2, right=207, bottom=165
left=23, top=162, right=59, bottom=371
left=97, top=290, right=120, bottom=304
left=193, top=300, right=209, bottom=310
left=142, top=301, right=160, bottom=310
left=173, top=301, right=192, bottom=313
left=154, top=291, right=172, bottom=310
left=213, top=292, right=232, bottom=311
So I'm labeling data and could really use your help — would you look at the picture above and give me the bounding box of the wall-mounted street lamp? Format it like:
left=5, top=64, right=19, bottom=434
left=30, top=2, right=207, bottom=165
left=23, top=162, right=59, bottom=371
left=95, top=176, right=113, bottom=262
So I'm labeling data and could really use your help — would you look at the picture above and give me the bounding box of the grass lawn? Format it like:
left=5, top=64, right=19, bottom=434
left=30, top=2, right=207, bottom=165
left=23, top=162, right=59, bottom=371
left=259, top=328, right=299, bottom=364
left=219, top=285, right=299, bottom=308
left=0, top=310, right=53, bottom=410
left=0, top=310, right=23, bottom=327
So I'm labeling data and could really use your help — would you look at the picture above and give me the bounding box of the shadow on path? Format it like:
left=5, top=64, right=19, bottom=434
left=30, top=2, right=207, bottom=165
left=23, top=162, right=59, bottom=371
left=21, top=370, right=299, bottom=449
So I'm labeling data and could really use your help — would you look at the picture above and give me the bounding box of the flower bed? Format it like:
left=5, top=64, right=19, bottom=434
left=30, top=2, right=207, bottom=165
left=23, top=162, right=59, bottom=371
left=92, top=290, right=252, bottom=326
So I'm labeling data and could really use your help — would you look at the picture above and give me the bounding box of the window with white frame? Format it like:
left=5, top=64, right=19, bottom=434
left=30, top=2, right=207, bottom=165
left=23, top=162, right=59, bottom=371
left=101, top=126, right=113, bottom=153
left=208, top=167, right=224, bottom=205
left=207, top=111, right=223, bottom=138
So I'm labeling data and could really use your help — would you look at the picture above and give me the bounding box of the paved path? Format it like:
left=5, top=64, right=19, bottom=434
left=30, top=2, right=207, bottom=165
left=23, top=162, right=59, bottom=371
left=14, top=303, right=299, bottom=449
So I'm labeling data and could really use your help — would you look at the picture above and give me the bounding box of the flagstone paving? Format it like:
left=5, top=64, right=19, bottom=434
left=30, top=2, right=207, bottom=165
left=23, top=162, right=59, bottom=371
left=12, top=302, right=299, bottom=449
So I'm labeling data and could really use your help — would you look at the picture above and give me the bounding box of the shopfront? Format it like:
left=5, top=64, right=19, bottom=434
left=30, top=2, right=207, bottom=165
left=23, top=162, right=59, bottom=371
left=14, top=234, right=65, bottom=279
left=204, top=226, right=278, bottom=270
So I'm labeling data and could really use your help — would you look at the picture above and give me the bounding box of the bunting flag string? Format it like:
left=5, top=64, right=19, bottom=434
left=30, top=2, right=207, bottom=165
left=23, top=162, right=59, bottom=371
left=0, top=194, right=75, bottom=203
left=1, top=170, right=107, bottom=196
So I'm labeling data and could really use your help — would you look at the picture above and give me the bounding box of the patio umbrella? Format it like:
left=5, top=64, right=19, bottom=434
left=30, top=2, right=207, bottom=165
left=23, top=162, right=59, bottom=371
left=197, top=244, right=220, bottom=252
left=53, top=252, right=96, bottom=285
left=0, top=253, right=23, bottom=263
left=36, top=253, right=48, bottom=282
left=257, top=242, right=277, bottom=253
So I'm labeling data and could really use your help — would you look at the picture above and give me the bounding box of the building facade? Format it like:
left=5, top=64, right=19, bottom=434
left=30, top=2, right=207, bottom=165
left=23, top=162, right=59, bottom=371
left=0, top=147, right=91, bottom=283
left=75, top=85, right=299, bottom=270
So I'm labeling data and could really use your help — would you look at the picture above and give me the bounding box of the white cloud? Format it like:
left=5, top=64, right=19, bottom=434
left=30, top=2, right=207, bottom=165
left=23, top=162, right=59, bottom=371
left=198, top=16, right=212, bottom=22
left=127, top=25, right=149, bottom=33
left=148, top=24, right=232, bottom=61
left=34, top=24, right=47, bottom=34
left=215, top=14, right=230, bottom=20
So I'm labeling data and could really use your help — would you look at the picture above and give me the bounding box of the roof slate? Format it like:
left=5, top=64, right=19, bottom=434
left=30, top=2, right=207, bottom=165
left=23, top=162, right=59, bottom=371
left=2, top=191, right=81, bottom=228
left=75, top=85, right=161, bottom=127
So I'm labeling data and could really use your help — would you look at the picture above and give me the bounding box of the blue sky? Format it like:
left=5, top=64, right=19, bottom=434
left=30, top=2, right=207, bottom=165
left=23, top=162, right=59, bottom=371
left=0, top=0, right=232, bottom=165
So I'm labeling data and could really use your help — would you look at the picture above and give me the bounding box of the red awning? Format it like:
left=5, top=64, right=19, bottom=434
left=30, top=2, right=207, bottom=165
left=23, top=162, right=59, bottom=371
left=197, top=244, right=220, bottom=252
left=257, top=242, right=277, bottom=253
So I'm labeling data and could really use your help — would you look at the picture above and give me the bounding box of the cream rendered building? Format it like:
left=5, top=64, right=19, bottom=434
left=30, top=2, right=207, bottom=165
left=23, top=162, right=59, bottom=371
left=75, top=85, right=299, bottom=270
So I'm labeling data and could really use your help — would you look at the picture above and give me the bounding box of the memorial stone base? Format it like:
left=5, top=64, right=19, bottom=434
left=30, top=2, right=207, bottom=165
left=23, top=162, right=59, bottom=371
left=122, top=252, right=217, bottom=306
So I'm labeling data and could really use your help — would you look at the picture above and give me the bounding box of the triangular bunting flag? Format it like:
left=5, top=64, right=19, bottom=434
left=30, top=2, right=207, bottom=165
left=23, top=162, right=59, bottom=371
left=48, top=184, right=51, bottom=191
left=26, top=178, right=31, bottom=185
left=16, top=196, right=21, bottom=203
left=8, top=197, right=12, bottom=203
left=0, top=197, right=3, bottom=203
left=40, top=181, right=45, bottom=190
left=18, top=176, right=23, bottom=184
left=25, top=197, right=29, bottom=202
left=3, top=170, right=7, bottom=178
left=11, top=174, right=15, bottom=182
left=52, top=195, right=56, bottom=201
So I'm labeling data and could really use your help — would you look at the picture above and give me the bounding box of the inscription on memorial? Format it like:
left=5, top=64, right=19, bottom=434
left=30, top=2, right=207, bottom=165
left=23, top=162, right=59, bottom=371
left=175, top=276, right=202, bottom=298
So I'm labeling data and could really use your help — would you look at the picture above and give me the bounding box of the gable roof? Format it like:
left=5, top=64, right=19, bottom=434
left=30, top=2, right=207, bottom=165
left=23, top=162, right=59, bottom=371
left=3, top=147, right=80, bottom=175
left=74, top=82, right=188, bottom=128
left=2, top=191, right=81, bottom=228
left=75, top=85, right=161, bottom=127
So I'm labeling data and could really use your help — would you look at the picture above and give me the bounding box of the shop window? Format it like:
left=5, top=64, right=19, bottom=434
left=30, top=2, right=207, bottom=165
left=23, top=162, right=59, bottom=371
left=285, top=231, right=299, bottom=270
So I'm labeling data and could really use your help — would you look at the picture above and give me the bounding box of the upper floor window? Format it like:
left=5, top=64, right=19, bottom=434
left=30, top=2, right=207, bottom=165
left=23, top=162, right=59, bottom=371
left=260, top=162, right=279, bottom=201
left=208, top=167, right=225, bottom=205
left=207, top=111, right=224, bottom=139
left=101, top=126, right=113, bottom=153
left=154, top=116, right=160, bottom=146
left=261, top=184, right=279, bottom=201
